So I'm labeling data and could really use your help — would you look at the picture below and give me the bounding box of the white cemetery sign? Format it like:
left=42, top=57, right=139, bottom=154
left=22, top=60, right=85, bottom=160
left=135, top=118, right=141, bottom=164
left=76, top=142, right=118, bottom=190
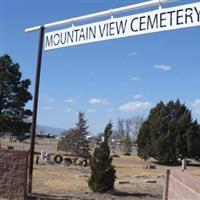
left=44, top=2, right=200, bottom=50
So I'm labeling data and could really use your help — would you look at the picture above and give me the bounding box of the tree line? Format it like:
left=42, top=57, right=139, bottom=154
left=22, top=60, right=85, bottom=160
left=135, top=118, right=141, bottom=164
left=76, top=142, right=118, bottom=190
left=58, top=113, right=144, bottom=157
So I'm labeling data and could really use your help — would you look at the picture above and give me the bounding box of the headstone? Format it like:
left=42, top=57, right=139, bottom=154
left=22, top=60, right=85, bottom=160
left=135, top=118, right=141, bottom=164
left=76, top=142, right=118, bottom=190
left=63, top=158, right=72, bottom=166
left=144, top=163, right=156, bottom=169
left=146, top=180, right=157, bottom=183
left=36, top=155, right=39, bottom=164
left=118, top=180, right=130, bottom=184
left=41, top=150, right=46, bottom=160
left=182, top=158, right=187, bottom=171
left=7, top=146, right=14, bottom=150
left=82, top=159, right=87, bottom=167
left=45, top=153, right=50, bottom=162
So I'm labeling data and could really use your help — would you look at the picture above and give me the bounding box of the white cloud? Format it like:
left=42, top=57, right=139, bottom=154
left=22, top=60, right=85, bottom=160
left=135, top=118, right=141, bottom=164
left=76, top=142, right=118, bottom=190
left=130, top=77, right=140, bottom=81
left=40, top=94, right=55, bottom=103
left=89, top=98, right=109, bottom=105
left=40, top=94, right=48, bottom=99
left=64, top=108, right=72, bottom=112
left=42, top=106, right=53, bottom=111
left=87, top=109, right=96, bottom=113
left=64, top=98, right=76, bottom=103
left=47, top=98, right=55, bottom=103
left=119, top=101, right=151, bottom=112
left=134, top=94, right=143, bottom=100
left=127, top=52, right=137, bottom=57
left=154, top=64, right=171, bottom=71
left=106, top=108, right=115, bottom=113
left=192, top=99, right=200, bottom=113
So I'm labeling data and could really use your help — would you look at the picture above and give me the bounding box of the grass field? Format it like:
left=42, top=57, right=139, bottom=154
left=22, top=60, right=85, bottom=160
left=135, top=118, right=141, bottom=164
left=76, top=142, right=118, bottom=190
left=1, top=138, right=200, bottom=200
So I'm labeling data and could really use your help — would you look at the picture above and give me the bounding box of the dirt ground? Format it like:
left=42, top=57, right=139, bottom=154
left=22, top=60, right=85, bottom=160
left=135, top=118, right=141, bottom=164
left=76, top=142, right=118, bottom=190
left=1, top=138, right=200, bottom=200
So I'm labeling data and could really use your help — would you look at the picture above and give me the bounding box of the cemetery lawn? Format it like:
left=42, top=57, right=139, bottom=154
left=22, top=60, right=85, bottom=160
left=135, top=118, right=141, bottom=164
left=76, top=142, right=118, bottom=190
left=2, top=138, right=200, bottom=200
left=32, top=155, right=164, bottom=200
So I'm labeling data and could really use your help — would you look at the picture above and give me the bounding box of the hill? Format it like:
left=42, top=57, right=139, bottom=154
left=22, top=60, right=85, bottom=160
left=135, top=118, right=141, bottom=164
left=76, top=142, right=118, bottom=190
left=37, top=125, right=65, bottom=136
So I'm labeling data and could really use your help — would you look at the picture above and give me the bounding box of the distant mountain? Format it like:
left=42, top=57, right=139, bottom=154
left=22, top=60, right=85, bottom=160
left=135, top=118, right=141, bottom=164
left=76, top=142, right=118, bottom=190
left=36, top=125, right=65, bottom=136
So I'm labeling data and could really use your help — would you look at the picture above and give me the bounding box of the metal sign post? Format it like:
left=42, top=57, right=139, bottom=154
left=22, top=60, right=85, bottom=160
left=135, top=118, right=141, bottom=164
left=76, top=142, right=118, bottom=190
left=28, top=26, right=44, bottom=193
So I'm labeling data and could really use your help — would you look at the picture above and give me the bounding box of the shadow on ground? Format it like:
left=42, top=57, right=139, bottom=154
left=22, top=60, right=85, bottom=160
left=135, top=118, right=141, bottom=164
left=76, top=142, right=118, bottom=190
left=27, top=193, right=89, bottom=200
left=152, top=161, right=181, bottom=166
left=113, top=190, right=161, bottom=198
left=27, top=191, right=161, bottom=200
left=188, top=163, right=200, bottom=167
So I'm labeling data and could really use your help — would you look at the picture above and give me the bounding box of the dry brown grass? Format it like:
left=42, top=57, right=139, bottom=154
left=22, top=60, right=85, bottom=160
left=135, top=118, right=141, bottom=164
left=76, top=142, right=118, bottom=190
left=30, top=154, right=165, bottom=199
left=1, top=138, right=60, bottom=153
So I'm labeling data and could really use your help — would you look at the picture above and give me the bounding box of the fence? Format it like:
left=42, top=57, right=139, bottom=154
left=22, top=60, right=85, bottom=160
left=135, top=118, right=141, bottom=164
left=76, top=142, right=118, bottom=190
left=163, top=169, right=200, bottom=200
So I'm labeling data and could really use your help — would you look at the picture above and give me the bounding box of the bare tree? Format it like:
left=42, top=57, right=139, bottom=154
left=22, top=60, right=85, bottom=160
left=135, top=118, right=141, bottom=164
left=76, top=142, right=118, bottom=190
left=131, top=116, right=144, bottom=140
left=117, top=118, right=131, bottom=140
left=114, top=116, right=144, bottom=154
left=116, top=118, right=133, bottom=154
left=116, top=116, right=144, bottom=140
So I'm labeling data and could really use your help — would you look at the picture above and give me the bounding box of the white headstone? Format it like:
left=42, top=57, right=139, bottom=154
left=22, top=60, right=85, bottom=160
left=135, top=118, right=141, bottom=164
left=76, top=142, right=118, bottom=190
left=41, top=150, right=46, bottom=160
left=181, top=158, right=187, bottom=171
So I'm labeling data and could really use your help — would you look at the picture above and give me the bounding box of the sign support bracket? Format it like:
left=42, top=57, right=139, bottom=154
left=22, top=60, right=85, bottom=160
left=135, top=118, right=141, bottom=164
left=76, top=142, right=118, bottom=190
left=159, top=0, right=163, bottom=9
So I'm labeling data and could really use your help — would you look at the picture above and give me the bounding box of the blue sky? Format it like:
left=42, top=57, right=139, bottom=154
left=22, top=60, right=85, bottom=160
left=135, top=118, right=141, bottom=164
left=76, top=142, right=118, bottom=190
left=1, top=0, right=200, bottom=133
